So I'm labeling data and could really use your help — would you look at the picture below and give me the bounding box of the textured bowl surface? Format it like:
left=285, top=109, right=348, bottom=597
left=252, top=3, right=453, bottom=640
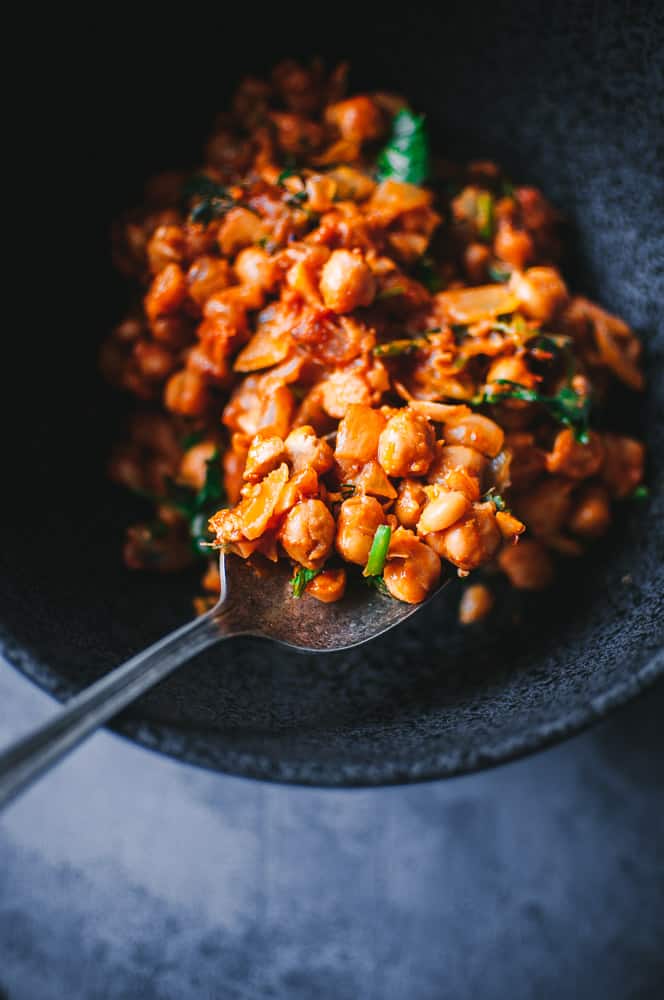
left=2, top=2, right=662, bottom=784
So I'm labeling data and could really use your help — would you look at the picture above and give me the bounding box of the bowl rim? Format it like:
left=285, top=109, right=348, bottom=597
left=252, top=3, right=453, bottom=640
left=2, top=625, right=662, bottom=787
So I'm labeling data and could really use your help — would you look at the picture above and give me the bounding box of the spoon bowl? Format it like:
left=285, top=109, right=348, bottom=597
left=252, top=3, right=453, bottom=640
left=0, top=552, right=448, bottom=809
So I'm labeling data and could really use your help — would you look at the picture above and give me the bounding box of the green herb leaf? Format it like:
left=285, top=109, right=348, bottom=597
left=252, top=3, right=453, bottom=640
left=476, top=191, right=495, bottom=241
left=291, top=566, right=323, bottom=598
left=363, top=524, right=392, bottom=578
left=180, top=429, right=204, bottom=451
left=482, top=487, right=508, bottom=511
left=413, top=255, right=442, bottom=293
left=376, top=285, right=406, bottom=300
left=373, top=333, right=433, bottom=357
left=488, top=262, right=511, bottom=283
left=476, top=379, right=591, bottom=443
left=285, top=189, right=308, bottom=207
left=376, top=109, right=430, bottom=185
left=365, top=574, right=390, bottom=596
left=183, top=175, right=235, bottom=224
left=629, top=484, right=649, bottom=500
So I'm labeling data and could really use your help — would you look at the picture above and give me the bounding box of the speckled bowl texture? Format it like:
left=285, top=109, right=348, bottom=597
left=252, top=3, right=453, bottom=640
left=2, top=2, right=662, bottom=784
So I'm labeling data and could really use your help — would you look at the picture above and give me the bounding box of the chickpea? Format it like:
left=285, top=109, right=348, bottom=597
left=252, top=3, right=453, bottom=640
left=145, top=263, right=187, bottom=321
left=108, top=446, right=144, bottom=493
left=427, top=443, right=487, bottom=484
left=133, top=340, right=176, bottom=381
left=284, top=425, right=334, bottom=474
left=279, top=499, right=335, bottom=570
left=147, top=224, right=185, bottom=274
left=164, top=370, right=210, bottom=417
left=319, top=249, right=376, bottom=313
left=306, top=567, right=347, bottom=603
left=513, top=477, right=575, bottom=538
left=395, top=479, right=428, bottom=528
left=321, top=371, right=371, bottom=419
left=458, top=583, right=494, bottom=625
left=438, top=468, right=481, bottom=502
left=443, top=414, right=504, bottom=458
left=508, top=266, right=569, bottom=322
left=498, top=538, right=554, bottom=590
left=179, top=441, right=218, bottom=490
left=464, top=242, right=490, bottom=283
left=325, top=96, right=384, bottom=143
left=305, top=175, right=337, bottom=213
left=568, top=484, right=612, bottom=538
left=426, top=505, right=501, bottom=571
left=545, top=428, right=604, bottom=479
left=243, top=433, right=286, bottom=482
left=335, top=495, right=385, bottom=565
left=600, top=433, right=645, bottom=499
left=417, top=490, right=471, bottom=535
left=378, top=410, right=436, bottom=477
left=494, top=223, right=533, bottom=269
left=234, top=246, right=276, bottom=290
left=218, top=207, right=265, bottom=257
left=186, top=256, right=231, bottom=307
left=224, top=446, right=248, bottom=506
left=383, top=529, right=442, bottom=604
left=335, top=404, right=386, bottom=463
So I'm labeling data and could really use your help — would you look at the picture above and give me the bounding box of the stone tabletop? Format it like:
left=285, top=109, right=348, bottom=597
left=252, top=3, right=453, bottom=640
left=1, top=660, right=663, bottom=999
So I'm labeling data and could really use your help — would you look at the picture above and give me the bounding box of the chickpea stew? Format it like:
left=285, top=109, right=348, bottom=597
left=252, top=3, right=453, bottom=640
left=104, top=61, right=646, bottom=617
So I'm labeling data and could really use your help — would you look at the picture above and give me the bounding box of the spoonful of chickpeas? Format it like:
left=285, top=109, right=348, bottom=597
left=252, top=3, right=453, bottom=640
left=0, top=545, right=450, bottom=810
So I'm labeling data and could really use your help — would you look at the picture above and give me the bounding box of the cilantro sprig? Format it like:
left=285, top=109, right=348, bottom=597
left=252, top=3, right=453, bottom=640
left=376, top=109, right=430, bottom=186
left=363, top=524, right=392, bottom=581
left=161, top=449, right=225, bottom=556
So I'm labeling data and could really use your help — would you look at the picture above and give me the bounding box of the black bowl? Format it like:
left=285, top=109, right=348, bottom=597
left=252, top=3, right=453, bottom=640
left=2, top=2, right=662, bottom=784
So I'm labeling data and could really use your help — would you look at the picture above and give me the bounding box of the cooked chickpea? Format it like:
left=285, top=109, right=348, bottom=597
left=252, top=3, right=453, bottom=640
left=513, top=478, right=575, bottom=538
left=600, top=433, right=645, bottom=499
left=498, top=538, right=554, bottom=590
left=464, top=242, right=490, bottom=283
left=145, top=263, right=187, bottom=321
left=395, top=479, right=428, bottom=528
left=443, top=414, right=504, bottom=458
left=284, top=425, right=334, bottom=474
left=186, top=256, right=231, bottom=307
left=486, top=355, right=537, bottom=389
left=383, top=529, right=442, bottom=604
left=425, top=505, right=502, bottom=571
left=494, top=223, right=533, bottom=269
left=458, top=583, right=494, bottom=625
left=417, top=490, right=471, bottom=535
left=279, top=499, right=335, bottom=570
left=179, top=441, right=219, bottom=490
left=319, top=249, right=376, bottom=313
left=546, top=429, right=604, bottom=479
left=325, top=96, right=384, bottom=143
left=133, top=340, right=176, bottom=380
left=234, top=246, right=276, bottom=290
left=427, top=444, right=487, bottom=484
left=508, top=266, right=569, bottom=322
left=378, top=410, right=436, bottom=477
left=335, top=495, right=386, bottom=565
left=568, top=484, right=612, bottom=538
left=217, top=207, right=265, bottom=256
left=164, top=370, right=210, bottom=417
left=306, top=567, right=347, bottom=603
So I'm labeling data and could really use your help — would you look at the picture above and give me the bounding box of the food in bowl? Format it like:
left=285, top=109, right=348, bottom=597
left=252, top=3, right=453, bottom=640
left=104, top=60, right=646, bottom=616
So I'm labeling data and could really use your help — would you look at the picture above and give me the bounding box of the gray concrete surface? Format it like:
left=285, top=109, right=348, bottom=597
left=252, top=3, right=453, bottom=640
left=1, top=659, right=663, bottom=999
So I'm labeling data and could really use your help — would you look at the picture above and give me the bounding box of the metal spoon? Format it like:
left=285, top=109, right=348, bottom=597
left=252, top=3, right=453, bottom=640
left=0, top=553, right=448, bottom=809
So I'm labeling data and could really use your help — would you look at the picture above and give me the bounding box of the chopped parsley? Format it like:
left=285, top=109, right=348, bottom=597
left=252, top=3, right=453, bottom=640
left=291, top=566, right=323, bottom=598
left=161, top=449, right=226, bottom=556
left=376, top=108, right=430, bottom=185
left=482, top=488, right=508, bottom=511
left=488, top=262, right=511, bottom=283
left=476, top=379, right=591, bottom=444
left=629, top=485, right=649, bottom=500
left=376, top=285, right=407, bottom=300
left=373, top=332, right=434, bottom=357
left=183, top=175, right=235, bottom=225
left=363, top=524, right=392, bottom=578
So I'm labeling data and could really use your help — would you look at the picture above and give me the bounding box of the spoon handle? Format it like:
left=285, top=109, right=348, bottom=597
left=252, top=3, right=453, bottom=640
left=0, top=608, right=227, bottom=811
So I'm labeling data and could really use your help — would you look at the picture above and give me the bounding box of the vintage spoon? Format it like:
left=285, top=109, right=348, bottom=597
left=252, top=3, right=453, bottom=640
left=0, top=553, right=448, bottom=809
